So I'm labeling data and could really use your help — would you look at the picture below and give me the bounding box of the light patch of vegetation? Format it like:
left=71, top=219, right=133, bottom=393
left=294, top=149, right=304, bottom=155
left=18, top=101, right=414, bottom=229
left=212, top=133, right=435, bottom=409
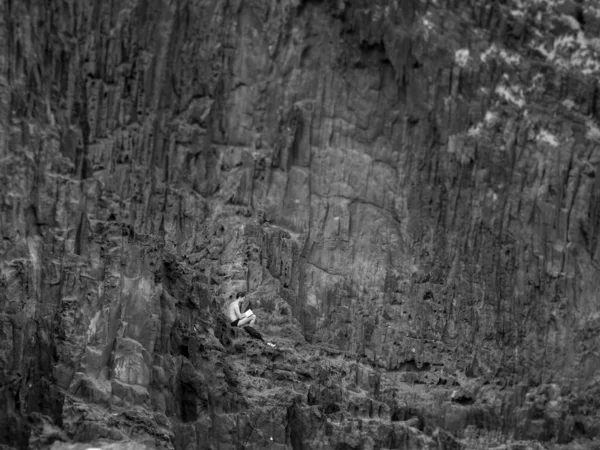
left=467, top=123, right=483, bottom=137
left=585, top=3, right=600, bottom=19
left=485, top=111, right=499, bottom=124
left=537, top=129, right=559, bottom=147
left=586, top=120, right=600, bottom=142
left=422, top=17, right=434, bottom=30
left=419, top=11, right=436, bottom=41
left=559, top=13, right=580, bottom=30
left=455, top=48, right=470, bottom=67
left=480, top=44, right=522, bottom=66
left=500, top=0, right=600, bottom=77
left=495, top=84, right=526, bottom=108
left=533, top=31, right=600, bottom=75
left=562, top=99, right=575, bottom=109
left=467, top=110, right=500, bottom=138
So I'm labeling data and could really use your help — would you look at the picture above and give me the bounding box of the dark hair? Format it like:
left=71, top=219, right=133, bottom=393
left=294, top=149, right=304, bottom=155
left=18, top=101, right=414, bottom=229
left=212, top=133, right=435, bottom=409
left=236, top=292, right=246, bottom=299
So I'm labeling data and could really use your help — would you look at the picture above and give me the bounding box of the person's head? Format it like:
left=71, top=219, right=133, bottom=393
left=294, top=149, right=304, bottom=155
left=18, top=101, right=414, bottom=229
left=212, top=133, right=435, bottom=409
left=236, top=292, right=246, bottom=302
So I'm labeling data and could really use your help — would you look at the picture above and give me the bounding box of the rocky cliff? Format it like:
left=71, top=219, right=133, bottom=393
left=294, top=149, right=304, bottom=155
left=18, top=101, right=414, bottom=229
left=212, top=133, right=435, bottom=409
left=2, top=0, right=600, bottom=448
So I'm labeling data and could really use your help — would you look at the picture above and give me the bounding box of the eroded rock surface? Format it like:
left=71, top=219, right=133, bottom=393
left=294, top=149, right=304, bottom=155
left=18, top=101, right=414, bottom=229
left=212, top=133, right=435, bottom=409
left=1, top=0, right=600, bottom=448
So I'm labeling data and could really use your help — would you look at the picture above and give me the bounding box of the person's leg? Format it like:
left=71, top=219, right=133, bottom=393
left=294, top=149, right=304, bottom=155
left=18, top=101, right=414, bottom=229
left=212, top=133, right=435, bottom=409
left=237, top=314, right=256, bottom=327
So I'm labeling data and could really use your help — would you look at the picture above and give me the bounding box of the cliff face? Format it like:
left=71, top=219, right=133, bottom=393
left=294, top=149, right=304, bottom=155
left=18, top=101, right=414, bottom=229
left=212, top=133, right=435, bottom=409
left=2, top=0, right=600, bottom=448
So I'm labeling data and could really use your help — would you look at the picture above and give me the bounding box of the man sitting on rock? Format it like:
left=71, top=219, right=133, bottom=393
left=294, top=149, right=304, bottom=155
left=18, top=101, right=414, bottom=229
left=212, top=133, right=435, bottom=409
left=228, top=292, right=256, bottom=327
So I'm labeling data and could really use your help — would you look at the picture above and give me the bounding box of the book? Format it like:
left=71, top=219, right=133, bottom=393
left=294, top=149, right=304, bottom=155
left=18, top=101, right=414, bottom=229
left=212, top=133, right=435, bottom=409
left=243, top=309, right=253, bottom=317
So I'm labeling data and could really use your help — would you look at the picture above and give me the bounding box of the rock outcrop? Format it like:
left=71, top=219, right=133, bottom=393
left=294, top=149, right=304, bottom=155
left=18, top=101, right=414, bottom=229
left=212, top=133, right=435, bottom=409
left=1, top=0, right=600, bottom=448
